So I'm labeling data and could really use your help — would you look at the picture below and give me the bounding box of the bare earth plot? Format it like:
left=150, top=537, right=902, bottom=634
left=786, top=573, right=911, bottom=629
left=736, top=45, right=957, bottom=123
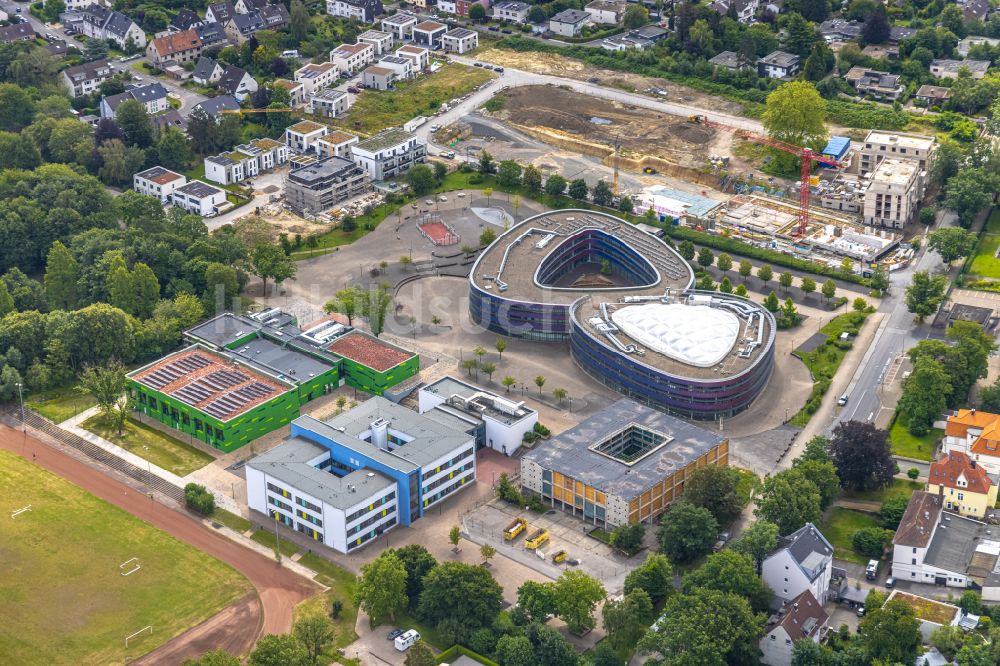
left=0, top=449, right=252, bottom=666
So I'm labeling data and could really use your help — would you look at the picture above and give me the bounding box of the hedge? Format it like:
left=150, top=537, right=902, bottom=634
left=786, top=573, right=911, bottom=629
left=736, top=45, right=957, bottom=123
left=436, top=646, right=500, bottom=666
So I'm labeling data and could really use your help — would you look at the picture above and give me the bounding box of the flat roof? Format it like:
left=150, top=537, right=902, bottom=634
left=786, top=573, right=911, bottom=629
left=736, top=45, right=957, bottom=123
left=863, top=130, right=935, bottom=151
left=414, top=20, right=447, bottom=31
left=355, top=127, right=416, bottom=152
left=175, top=180, right=223, bottom=198
left=422, top=376, right=536, bottom=425
left=250, top=437, right=396, bottom=509
left=229, top=337, right=337, bottom=382
left=471, top=210, right=692, bottom=307
left=129, top=345, right=290, bottom=422
left=924, top=511, right=998, bottom=575
left=522, top=398, right=726, bottom=500
left=870, top=158, right=917, bottom=185
left=136, top=166, right=184, bottom=184
left=296, top=396, right=472, bottom=471
left=318, top=130, right=358, bottom=144
left=288, top=120, right=327, bottom=134
left=326, top=331, right=415, bottom=372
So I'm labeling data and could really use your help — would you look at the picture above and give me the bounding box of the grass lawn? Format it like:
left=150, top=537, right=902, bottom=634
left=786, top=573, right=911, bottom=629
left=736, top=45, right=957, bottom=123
left=210, top=508, right=252, bottom=533
left=82, top=415, right=215, bottom=477
left=26, top=383, right=95, bottom=424
left=969, top=234, right=1000, bottom=279
left=394, top=610, right=448, bottom=650
left=734, top=467, right=759, bottom=507
left=843, top=479, right=924, bottom=504
left=294, top=553, right=360, bottom=665
left=250, top=525, right=302, bottom=559
left=341, top=63, right=495, bottom=134
left=819, top=507, right=880, bottom=565
left=985, top=209, right=1000, bottom=234
left=889, top=414, right=941, bottom=461
left=0, top=450, right=251, bottom=666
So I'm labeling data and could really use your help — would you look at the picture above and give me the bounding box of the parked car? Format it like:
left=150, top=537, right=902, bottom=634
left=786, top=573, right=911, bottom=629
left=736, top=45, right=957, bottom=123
left=856, top=605, right=865, bottom=617
left=643, top=167, right=658, bottom=174
left=387, top=628, right=404, bottom=641
left=474, top=62, right=483, bottom=67
left=865, top=559, right=878, bottom=581
left=430, top=124, right=441, bottom=131
left=885, top=576, right=896, bottom=588
left=495, top=66, right=504, bottom=72
left=347, top=86, right=360, bottom=93
left=837, top=393, right=849, bottom=406
left=439, top=195, right=448, bottom=202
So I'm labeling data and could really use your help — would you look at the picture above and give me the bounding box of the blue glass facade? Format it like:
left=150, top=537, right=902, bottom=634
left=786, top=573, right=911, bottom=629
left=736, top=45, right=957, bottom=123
left=536, top=230, right=659, bottom=288
left=469, top=283, right=574, bottom=341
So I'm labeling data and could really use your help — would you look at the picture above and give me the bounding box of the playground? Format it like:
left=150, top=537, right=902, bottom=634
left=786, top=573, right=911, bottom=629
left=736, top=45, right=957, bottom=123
left=0, top=450, right=251, bottom=666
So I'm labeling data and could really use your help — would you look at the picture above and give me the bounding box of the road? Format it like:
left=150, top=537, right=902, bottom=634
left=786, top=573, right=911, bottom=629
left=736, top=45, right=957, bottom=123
left=0, top=423, right=318, bottom=662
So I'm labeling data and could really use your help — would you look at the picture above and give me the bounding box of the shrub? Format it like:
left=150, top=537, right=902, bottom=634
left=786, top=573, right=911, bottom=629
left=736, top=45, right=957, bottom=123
left=608, top=523, right=645, bottom=556
left=852, top=526, right=892, bottom=558
left=184, top=482, right=216, bottom=516
left=907, top=467, right=920, bottom=480
left=533, top=422, right=551, bottom=437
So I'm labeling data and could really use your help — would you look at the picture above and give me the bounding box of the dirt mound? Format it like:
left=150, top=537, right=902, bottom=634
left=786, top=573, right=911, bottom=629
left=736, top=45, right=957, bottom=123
left=670, top=122, right=714, bottom=145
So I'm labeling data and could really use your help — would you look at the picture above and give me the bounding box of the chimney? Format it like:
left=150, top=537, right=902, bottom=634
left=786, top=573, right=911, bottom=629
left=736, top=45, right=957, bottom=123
left=370, top=417, right=389, bottom=451
left=972, top=459, right=977, bottom=469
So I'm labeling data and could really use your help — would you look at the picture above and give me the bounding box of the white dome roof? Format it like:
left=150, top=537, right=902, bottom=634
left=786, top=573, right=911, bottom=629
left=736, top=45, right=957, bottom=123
left=610, top=303, right=740, bottom=367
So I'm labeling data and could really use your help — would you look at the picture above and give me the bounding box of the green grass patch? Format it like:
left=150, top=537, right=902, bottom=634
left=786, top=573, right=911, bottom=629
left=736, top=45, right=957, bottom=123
left=734, top=467, right=759, bottom=507
left=26, top=383, right=95, bottom=423
left=294, top=553, right=359, bottom=664
left=588, top=527, right=613, bottom=544
left=250, top=525, right=302, bottom=559
left=819, top=507, right=880, bottom=565
left=889, top=414, right=941, bottom=461
left=210, top=507, right=252, bottom=533
left=341, top=63, right=495, bottom=134
left=843, top=479, right=924, bottom=504
left=394, top=610, right=448, bottom=650
left=984, top=209, right=1000, bottom=234
left=970, top=234, right=1000, bottom=279
left=82, top=415, right=215, bottom=476
left=0, top=450, right=251, bottom=666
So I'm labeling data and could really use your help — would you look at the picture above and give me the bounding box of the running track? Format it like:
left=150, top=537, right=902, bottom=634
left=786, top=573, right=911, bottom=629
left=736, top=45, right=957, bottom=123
left=0, top=424, right=318, bottom=661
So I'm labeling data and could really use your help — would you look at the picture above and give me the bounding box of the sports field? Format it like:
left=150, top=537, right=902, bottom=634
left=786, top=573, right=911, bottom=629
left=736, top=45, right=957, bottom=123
left=0, top=450, right=252, bottom=665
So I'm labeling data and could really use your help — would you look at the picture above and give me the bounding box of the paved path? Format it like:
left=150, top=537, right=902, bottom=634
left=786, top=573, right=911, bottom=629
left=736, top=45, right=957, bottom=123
left=0, top=423, right=318, bottom=661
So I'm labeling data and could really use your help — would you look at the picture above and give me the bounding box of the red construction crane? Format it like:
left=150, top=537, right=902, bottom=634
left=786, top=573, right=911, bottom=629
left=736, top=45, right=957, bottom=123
left=688, top=115, right=847, bottom=236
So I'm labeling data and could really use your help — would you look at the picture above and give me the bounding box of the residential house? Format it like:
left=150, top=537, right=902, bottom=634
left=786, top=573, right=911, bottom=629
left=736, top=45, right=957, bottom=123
left=224, top=4, right=289, bottom=45
left=61, top=58, right=113, bottom=97
left=585, top=0, right=626, bottom=24
left=931, top=58, right=990, bottom=79
left=150, top=109, right=187, bottom=133
left=958, top=36, right=1000, bottom=57
left=915, top=84, right=951, bottom=106
left=192, top=94, right=241, bottom=119
left=195, top=21, right=229, bottom=49
left=205, top=1, right=236, bottom=24
left=146, top=29, right=203, bottom=67
left=330, top=43, right=375, bottom=75
left=100, top=82, right=169, bottom=118
left=759, top=591, right=828, bottom=666
left=362, top=65, right=396, bottom=90
left=309, top=89, right=351, bottom=118
left=0, top=23, right=35, bottom=44
left=193, top=56, right=225, bottom=85
left=284, top=157, right=370, bottom=215
left=708, top=50, right=750, bottom=70
left=205, top=138, right=287, bottom=185
left=63, top=0, right=109, bottom=10
left=548, top=9, right=591, bottom=36
left=172, top=180, right=228, bottom=216
left=316, top=131, right=359, bottom=160
left=285, top=120, right=330, bottom=153
left=628, top=24, right=669, bottom=42
left=217, top=65, right=258, bottom=100
left=818, top=18, right=862, bottom=42
left=707, top=0, right=759, bottom=23
left=845, top=67, right=904, bottom=101
left=134, top=166, right=187, bottom=202
left=294, top=62, right=339, bottom=96
left=888, top=26, right=917, bottom=44
left=377, top=55, right=413, bottom=80
left=863, top=158, right=922, bottom=229
left=492, top=0, right=530, bottom=22
left=326, top=0, right=384, bottom=22
left=891, top=490, right=1000, bottom=591
left=761, top=523, right=834, bottom=604
left=927, top=451, right=998, bottom=519
left=942, top=409, right=1000, bottom=475
left=169, top=8, right=205, bottom=32
left=381, top=12, right=418, bottom=40
left=438, top=0, right=460, bottom=14
left=858, top=129, right=936, bottom=177
left=861, top=44, right=899, bottom=60
left=757, top=50, right=800, bottom=78
left=357, top=29, right=394, bottom=55
left=412, top=21, right=448, bottom=48
left=959, top=0, right=991, bottom=22
left=234, top=0, right=269, bottom=13
left=247, top=137, right=288, bottom=170
left=78, top=4, right=146, bottom=49
left=452, top=0, right=492, bottom=17
left=441, top=28, right=478, bottom=54
left=395, top=45, right=429, bottom=71
left=273, top=78, right=306, bottom=106
left=350, top=127, right=426, bottom=181
left=602, top=34, right=651, bottom=50
left=45, top=40, right=69, bottom=58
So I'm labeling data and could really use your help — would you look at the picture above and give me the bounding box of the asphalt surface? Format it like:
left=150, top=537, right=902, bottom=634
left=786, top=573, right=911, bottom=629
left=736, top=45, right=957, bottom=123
left=0, top=423, right=318, bottom=662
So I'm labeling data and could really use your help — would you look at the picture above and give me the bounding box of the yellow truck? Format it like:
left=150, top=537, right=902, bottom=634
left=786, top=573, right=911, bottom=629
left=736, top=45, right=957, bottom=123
left=552, top=550, right=568, bottom=564
left=524, top=528, right=550, bottom=550
left=503, top=517, right=527, bottom=541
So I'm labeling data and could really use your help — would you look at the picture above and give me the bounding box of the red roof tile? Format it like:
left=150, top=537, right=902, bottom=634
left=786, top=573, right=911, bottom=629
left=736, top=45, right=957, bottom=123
left=327, top=332, right=414, bottom=372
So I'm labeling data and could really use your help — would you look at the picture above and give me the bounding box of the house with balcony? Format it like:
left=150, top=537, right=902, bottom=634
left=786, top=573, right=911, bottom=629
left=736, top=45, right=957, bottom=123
left=350, top=127, right=426, bottom=181
left=100, top=82, right=168, bottom=118
left=412, top=20, right=448, bottom=48
left=549, top=9, right=591, bottom=36
left=585, top=0, right=626, bottom=24
left=395, top=44, right=429, bottom=71
left=294, top=62, right=339, bottom=96
left=492, top=0, right=530, bottom=22
left=757, top=50, right=800, bottom=78
left=381, top=12, right=418, bottom=40
left=442, top=28, right=478, bottom=54
left=134, top=166, right=187, bottom=202
left=762, top=523, right=834, bottom=604
left=172, top=180, right=228, bottom=216
left=327, top=0, right=384, bottom=23
left=286, top=120, right=330, bottom=153
left=273, top=78, right=306, bottom=106
left=61, top=58, right=113, bottom=97
left=284, top=156, right=371, bottom=215
left=358, top=29, right=394, bottom=55
left=845, top=67, right=904, bottom=101
left=309, top=89, right=351, bottom=118
left=316, top=131, right=359, bottom=160
left=330, top=42, right=375, bottom=75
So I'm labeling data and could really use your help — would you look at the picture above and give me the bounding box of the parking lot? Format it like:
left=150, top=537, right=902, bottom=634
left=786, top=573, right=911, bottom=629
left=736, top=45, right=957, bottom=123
left=462, top=497, right=649, bottom=594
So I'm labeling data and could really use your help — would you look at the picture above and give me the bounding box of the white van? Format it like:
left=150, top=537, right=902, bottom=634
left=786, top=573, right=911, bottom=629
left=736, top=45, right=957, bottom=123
left=394, top=629, right=420, bottom=651
left=282, top=49, right=299, bottom=57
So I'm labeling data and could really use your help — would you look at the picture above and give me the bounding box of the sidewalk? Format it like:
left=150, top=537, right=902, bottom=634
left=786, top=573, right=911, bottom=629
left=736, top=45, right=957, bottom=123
left=61, top=407, right=244, bottom=515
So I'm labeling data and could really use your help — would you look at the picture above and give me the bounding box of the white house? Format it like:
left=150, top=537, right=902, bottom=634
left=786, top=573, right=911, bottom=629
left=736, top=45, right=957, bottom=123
left=441, top=28, right=478, bottom=54
left=758, top=50, right=801, bottom=78
left=204, top=138, right=287, bottom=185
left=309, top=89, right=352, bottom=118
left=493, top=0, right=530, bottom=22
left=78, top=5, right=147, bottom=50
left=548, top=9, right=591, bottom=36
left=357, top=29, right=394, bottom=55
left=217, top=65, right=258, bottom=101
left=760, top=590, right=828, bottom=666
left=134, top=166, right=187, bottom=202
left=326, top=0, right=384, bottom=23
left=584, top=0, right=626, bottom=24
left=762, top=523, right=834, bottom=605
left=316, top=130, right=359, bottom=160
left=362, top=65, right=396, bottom=90
left=272, top=78, right=306, bottom=107
left=376, top=55, right=413, bottom=80
left=172, top=180, right=228, bottom=216
left=330, top=42, right=375, bottom=75
left=100, top=82, right=169, bottom=118
left=381, top=12, right=418, bottom=40
left=61, top=58, right=113, bottom=97
left=192, top=56, right=225, bottom=85
left=418, top=376, right=538, bottom=456
left=294, top=62, right=339, bottom=96
left=285, top=120, right=330, bottom=153
left=351, top=127, right=426, bottom=181
left=395, top=44, right=430, bottom=71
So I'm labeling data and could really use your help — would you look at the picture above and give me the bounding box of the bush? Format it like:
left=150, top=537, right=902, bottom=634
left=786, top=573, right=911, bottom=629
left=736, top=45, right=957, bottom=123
left=852, top=526, right=892, bottom=558
left=533, top=422, right=551, bottom=437
left=184, top=482, right=216, bottom=516
left=907, top=467, right=920, bottom=480
left=495, top=473, right=522, bottom=504
left=608, top=523, right=645, bottom=556
left=329, top=599, right=343, bottom=619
